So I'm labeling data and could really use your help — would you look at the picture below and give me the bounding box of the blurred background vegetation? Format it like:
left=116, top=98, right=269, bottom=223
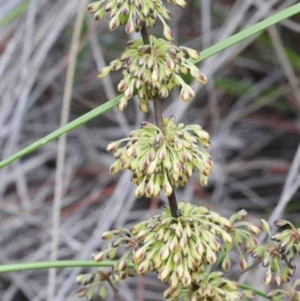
left=0, top=0, right=300, bottom=300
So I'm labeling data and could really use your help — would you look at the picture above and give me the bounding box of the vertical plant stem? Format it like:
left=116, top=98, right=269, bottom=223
left=140, top=26, right=150, bottom=45
left=140, top=27, right=179, bottom=218
left=167, top=191, right=179, bottom=218
left=152, top=97, right=165, bottom=135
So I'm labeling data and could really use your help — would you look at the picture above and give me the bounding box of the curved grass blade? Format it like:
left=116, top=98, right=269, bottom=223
left=195, top=2, right=300, bottom=64
left=0, top=260, right=134, bottom=273
left=0, top=95, right=121, bottom=168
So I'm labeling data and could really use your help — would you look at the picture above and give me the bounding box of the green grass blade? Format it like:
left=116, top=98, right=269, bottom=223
left=0, top=95, right=121, bottom=168
left=1, top=3, right=300, bottom=168
left=0, top=1, right=30, bottom=27
left=0, top=260, right=134, bottom=273
left=195, top=3, right=300, bottom=64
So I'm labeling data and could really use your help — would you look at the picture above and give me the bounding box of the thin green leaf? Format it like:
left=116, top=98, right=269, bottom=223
left=0, top=260, right=134, bottom=274
left=0, top=0, right=32, bottom=27
left=0, top=95, right=121, bottom=168
left=195, top=3, right=300, bottom=64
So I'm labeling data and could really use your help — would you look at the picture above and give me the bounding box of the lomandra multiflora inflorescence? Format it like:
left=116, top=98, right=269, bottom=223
left=77, top=1, right=300, bottom=301
left=98, top=36, right=206, bottom=111
left=107, top=117, right=212, bottom=198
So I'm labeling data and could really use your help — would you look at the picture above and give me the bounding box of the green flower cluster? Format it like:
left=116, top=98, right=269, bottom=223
left=268, top=279, right=300, bottom=301
left=88, top=0, right=175, bottom=38
left=221, top=210, right=262, bottom=272
left=167, top=272, right=255, bottom=301
left=76, top=270, right=110, bottom=300
left=107, top=117, right=212, bottom=198
left=76, top=202, right=264, bottom=301
left=271, top=219, right=300, bottom=262
left=92, top=227, right=136, bottom=280
left=130, top=202, right=232, bottom=289
left=243, top=219, right=297, bottom=286
left=250, top=243, right=295, bottom=286
left=88, top=203, right=232, bottom=289
left=98, top=36, right=206, bottom=111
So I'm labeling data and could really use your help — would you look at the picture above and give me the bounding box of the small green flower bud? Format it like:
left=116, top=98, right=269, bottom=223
left=139, top=100, right=149, bottom=113
left=109, top=16, right=120, bottom=30
left=93, top=251, right=105, bottom=262
left=170, top=287, right=181, bottom=298
left=195, top=242, right=204, bottom=256
left=76, top=288, right=87, bottom=298
left=97, top=65, right=112, bottom=78
left=109, top=160, right=121, bottom=174
left=159, top=266, right=170, bottom=281
left=175, top=264, right=184, bottom=278
left=169, top=272, right=179, bottom=288
left=138, top=259, right=150, bottom=275
left=136, top=229, right=150, bottom=240
left=98, top=270, right=111, bottom=281
left=247, top=224, right=261, bottom=235
left=221, top=231, right=233, bottom=244
left=94, top=8, right=105, bottom=21
left=180, top=88, right=191, bottom=103
left=262, top=255, right=271, bottom=267
left=239, top=257, right=248, bottom=270
left=264, top=269, right=272, bottom=285
left=274, top=274, right=283, bottom=286
left=182, top=270, right=192, bottom=286
left=125, top=19, right=134, bottom=33
left=159, top=245, right=170, bottom=261
left=153, top=254, right=162, bottom=269
left=179, top=234, right=188, bottom=249
left=124, top=85, right=134, bottom=99
left=135, top=181, right=146, bottom=198
left=173, top=251, right=182, bottom=264
left=88, top=2, right=101, bottom=13
left=206, top=248, right=217, bottom=264
left=174, top=0, right=187, bottom=7
left=274, top=219, right=292, bottom=228
left=181, top=46, right=200, bottom=60
left=243, top=290, right=256, bottom=299
left=134, top=247, right=146, bottom=264
left=108, top=248, right=117, bottom=259
left=163, top=24, right=174, bottom=41
left=221, top=254, right=231, bottom=271
left=102, top=231, right=114, bottom=240
left=118, top=96, right=128, bottom=111
left=112, top=273, right=120, bottom=283
left=145, top=182, right=155, bottom=197
left=169, top=235, right=179, bottom=252
left=116, top=259, right=127, bottom=272
left=99, top=285, right=107, bottom=299
left=175, top=222, right=184, bottom=238
left=76, top=274, right=89, bottom=285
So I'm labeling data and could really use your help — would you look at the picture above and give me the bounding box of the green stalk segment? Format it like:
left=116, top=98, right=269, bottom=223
left=0, top=96, right=121, bottom=168
left=0, top=260, right=134, bottom=273
left=195, top=3, right=300, bottom=63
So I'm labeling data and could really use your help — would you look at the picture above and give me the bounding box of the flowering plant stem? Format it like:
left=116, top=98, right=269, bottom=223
left=140, top=26, right=179, bottom=218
